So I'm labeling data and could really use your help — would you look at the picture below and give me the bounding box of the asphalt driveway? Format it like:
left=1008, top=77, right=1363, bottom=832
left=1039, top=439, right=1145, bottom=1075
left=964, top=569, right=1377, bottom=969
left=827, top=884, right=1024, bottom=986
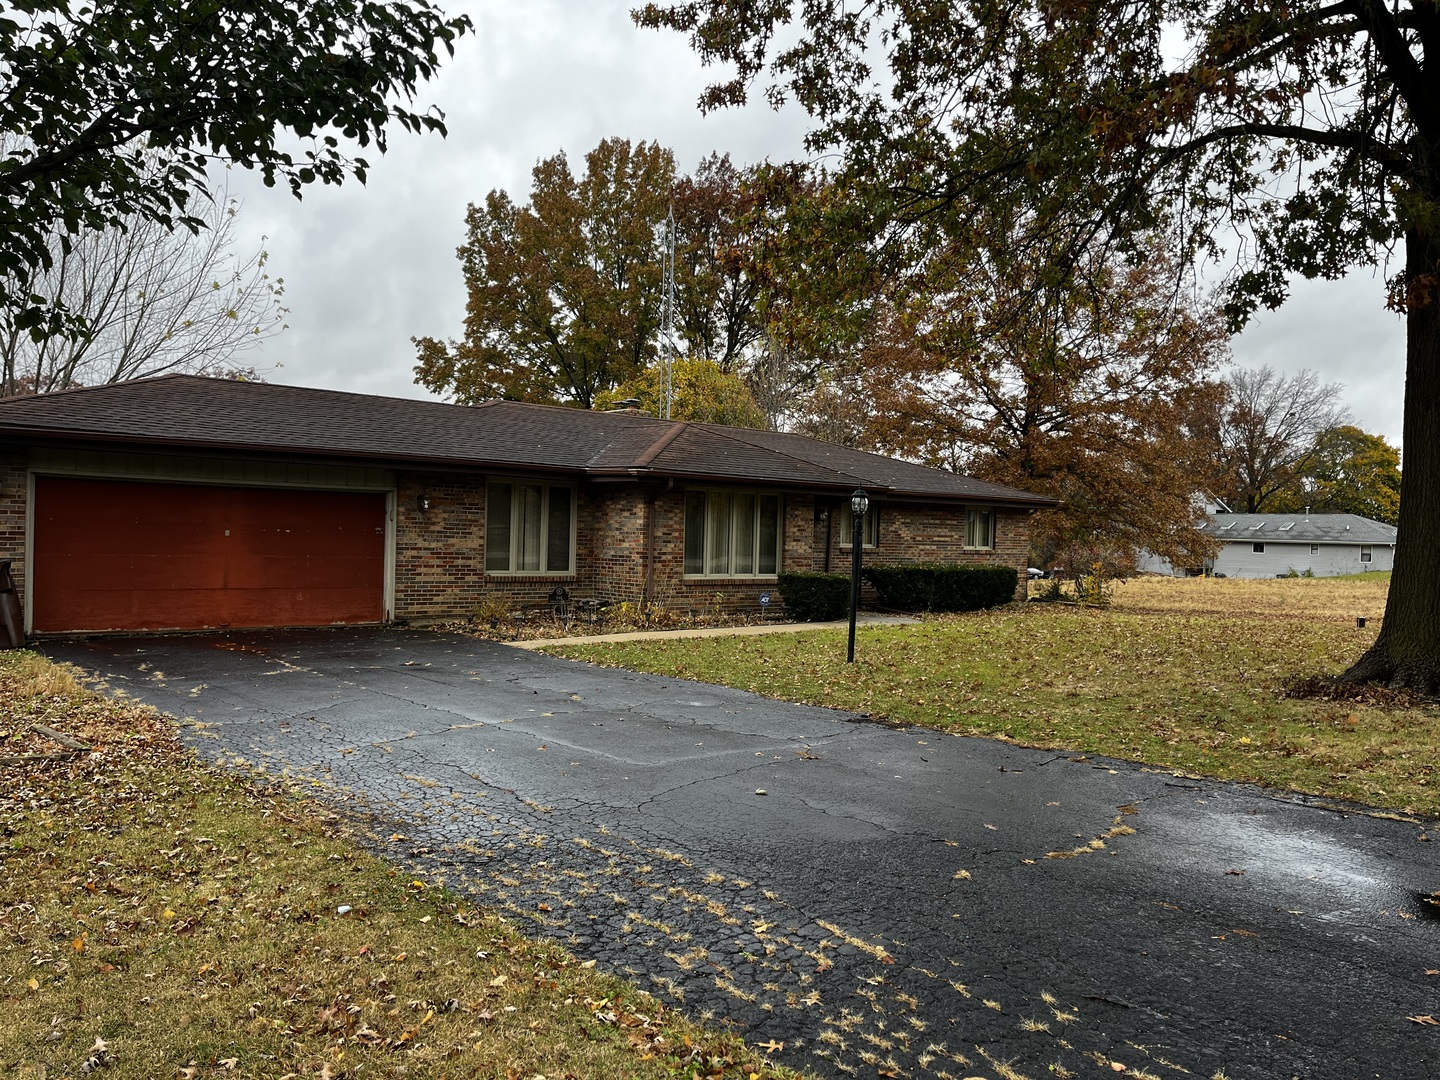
left=47, top=628, right=1440, bottom=1080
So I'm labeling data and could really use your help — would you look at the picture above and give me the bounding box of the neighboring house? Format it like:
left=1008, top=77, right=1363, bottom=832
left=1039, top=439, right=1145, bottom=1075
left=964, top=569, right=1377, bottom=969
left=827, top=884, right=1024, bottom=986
left=0, top=375, right=1054, bottom=635
left=1137, top=512, right=1397, bottom=578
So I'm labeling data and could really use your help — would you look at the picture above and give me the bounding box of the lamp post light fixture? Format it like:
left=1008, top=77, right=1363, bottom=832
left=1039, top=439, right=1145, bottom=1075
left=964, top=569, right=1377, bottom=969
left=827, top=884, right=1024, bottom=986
left=417, top=493, right=432, bottom=513
left=847, top=488, right=869, bottom=664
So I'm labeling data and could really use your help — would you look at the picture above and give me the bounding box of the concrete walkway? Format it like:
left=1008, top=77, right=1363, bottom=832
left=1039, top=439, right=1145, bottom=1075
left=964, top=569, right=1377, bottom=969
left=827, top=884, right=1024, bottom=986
left=508, top=612, right=921, bottom=649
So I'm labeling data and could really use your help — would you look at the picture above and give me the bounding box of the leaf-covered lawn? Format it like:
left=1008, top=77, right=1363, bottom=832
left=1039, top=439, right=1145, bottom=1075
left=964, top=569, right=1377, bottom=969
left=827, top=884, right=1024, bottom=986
left=0, top=652, right=801, bottom=1080
left=552, top=597, right=1440, bottom=818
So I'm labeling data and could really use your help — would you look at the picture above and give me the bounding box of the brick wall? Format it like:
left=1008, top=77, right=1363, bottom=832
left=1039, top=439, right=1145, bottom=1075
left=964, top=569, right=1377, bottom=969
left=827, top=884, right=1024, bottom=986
left=632, top=488, right=805, bottom=615
left=818, top=499, right=1032, bottom=602
left=393, top=471, right=489, bottom=621
left=0, top=449, right=27, bottom=609
left=623, top=489, right=1034, bottom=615
left=588, top=488, right=648, bottom=603
left=393, top=476, right=655, bottom=621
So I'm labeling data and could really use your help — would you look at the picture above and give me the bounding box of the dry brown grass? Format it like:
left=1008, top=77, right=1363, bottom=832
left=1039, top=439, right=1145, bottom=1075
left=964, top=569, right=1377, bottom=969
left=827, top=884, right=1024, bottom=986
left=1111, top=572, right=1390, bottom=622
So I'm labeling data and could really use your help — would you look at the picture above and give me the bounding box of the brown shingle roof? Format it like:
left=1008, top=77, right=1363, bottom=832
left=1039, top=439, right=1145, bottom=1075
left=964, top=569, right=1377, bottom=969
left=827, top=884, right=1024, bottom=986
left=0, top=375, right=1053, bottom=506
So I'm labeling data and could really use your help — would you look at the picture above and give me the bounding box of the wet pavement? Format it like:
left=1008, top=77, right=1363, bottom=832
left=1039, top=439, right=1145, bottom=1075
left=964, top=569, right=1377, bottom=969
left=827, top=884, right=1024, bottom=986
left=47, top=628, right=1440, bottom=1080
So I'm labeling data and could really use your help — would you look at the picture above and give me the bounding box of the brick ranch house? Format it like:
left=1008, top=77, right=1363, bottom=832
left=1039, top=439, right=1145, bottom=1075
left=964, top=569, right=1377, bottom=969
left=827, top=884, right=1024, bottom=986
left=0, top=375, right=1054, bottom=635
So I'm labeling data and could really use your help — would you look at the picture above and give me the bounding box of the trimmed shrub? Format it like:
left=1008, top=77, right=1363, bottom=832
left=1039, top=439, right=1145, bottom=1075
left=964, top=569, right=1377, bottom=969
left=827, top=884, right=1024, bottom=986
left=776, top=571, right=851, bottom=622
left=863, top=563, right=1018, bottom=613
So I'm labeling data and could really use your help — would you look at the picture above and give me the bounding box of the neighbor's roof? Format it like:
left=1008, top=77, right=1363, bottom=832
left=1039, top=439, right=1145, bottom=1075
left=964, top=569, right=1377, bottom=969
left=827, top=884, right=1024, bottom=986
left=1204, top=513, right=1397, bottom=544
left=0, top=375, right=1053, bottom=506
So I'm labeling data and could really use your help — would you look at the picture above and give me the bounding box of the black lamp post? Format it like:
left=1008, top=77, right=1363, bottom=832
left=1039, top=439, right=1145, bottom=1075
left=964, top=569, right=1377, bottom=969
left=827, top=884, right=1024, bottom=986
left=847, top=488, right=869, bottom=663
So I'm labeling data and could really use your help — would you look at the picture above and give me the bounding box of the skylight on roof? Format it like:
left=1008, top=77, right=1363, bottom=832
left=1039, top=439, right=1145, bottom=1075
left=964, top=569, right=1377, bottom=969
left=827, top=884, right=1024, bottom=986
left=1249, top=522, right=1265, bottom=530
left=1279, top=522, right=1294, bottom=531
left=1218, top=521, right=1234, bottom=530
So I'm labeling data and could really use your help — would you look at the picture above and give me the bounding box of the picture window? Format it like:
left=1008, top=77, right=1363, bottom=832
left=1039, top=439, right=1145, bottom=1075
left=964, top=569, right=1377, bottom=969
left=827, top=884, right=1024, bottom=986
left=684, top=490, right=781, bottom=577
left=486, top=480, right=574, bottom=574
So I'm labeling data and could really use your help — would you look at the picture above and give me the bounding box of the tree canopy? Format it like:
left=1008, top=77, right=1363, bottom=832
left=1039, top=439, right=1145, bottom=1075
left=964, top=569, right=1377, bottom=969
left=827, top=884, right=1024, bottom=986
left=855, top=240, right=1230, bottom=567
left=1276, top=425, right=1403, bottom=524
left=414, top=139, right=675, bottom=409
left=1, top=184, right=286, bottom=397
left=1202, top=367, right=1352, bottom=513
left=1, top=1, right=470, bottom=337
left=414, top=140, right=790, bottom=411
left=595, top=357, right=767, bottom=428
left=638, top=0, right=1440, bottom=690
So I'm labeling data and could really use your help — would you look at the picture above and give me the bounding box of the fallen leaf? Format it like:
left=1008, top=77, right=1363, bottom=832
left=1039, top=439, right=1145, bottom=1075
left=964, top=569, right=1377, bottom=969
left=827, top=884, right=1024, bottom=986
left=757, top=1039, right=784, bottom=1053
left=1407, top=1015, right=1440, bottom=1026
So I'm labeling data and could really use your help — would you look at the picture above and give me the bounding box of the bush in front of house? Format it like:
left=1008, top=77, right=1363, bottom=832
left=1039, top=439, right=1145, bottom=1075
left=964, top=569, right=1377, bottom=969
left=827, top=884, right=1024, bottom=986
left=863, top=563, right=1018, bottom=612
left=776, top=572, right=852, bottom=622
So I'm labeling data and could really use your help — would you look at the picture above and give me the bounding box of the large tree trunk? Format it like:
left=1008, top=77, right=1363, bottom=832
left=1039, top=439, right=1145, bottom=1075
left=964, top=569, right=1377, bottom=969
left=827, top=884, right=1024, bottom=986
left=1342, top=224, right=1440, bottom=692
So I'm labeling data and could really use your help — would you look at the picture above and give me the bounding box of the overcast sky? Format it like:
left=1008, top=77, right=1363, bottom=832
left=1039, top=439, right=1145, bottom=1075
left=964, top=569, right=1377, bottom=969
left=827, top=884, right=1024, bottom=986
left=224, top=0, right=1408, bottom=449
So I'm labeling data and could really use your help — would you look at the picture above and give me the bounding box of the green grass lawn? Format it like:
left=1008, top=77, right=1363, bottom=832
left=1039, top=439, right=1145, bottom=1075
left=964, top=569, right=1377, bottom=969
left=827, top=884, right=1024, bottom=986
left=0, top=652, right=800, bottom=1080
left=552, top=602, right=1440, bottom=818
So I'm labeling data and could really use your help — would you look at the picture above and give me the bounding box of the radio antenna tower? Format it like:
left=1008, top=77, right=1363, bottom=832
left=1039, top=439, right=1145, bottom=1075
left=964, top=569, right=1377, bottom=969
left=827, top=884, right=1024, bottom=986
left=660, top=204, right=676, bottom=420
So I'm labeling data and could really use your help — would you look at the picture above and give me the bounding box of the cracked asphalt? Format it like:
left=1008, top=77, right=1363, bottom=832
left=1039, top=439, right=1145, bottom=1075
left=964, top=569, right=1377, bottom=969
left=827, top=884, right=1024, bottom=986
left=47, top=628, right=1440, bottom=1080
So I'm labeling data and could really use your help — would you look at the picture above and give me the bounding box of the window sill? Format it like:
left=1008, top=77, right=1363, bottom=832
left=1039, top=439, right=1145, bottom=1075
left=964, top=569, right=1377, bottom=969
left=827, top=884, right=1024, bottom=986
left=681, top=575, right=780, bottom=583
left=485, top=572, right=577, bottom=580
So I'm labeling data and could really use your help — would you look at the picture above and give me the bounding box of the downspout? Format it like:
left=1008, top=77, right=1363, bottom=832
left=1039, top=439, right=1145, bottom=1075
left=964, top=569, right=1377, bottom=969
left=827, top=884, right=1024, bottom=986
left=823, top=500, right=833, bottom=573
left=642, top=478, right=672, bottom=612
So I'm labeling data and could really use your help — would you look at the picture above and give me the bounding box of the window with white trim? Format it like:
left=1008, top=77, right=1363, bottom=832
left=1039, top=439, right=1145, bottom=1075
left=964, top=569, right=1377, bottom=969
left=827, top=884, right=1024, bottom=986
left=1360, top=545, right=1373, bottom=563
left=683, top=490, right=781, bottom=577
left=1311, top=544, right=1319, bottom=555
left=838, top=503, right=879, bottom=548
left=485, top=480, right=575, bottom=574
left=965, top=507, right=994, bottom=550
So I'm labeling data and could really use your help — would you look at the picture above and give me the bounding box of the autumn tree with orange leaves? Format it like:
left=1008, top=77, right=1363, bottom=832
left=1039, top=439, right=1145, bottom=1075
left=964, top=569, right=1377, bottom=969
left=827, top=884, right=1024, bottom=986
left=834, top=229, right=1230, bottom=569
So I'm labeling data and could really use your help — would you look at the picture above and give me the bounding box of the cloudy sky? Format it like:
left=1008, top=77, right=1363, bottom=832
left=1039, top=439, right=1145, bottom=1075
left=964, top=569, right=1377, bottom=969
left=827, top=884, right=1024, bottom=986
left=224, top=0, right=1409, bottom=449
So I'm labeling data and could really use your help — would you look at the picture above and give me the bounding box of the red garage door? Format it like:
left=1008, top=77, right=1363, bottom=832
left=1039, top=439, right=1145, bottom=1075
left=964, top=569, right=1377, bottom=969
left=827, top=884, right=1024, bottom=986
left=33, top=477, right=387, bottom=633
